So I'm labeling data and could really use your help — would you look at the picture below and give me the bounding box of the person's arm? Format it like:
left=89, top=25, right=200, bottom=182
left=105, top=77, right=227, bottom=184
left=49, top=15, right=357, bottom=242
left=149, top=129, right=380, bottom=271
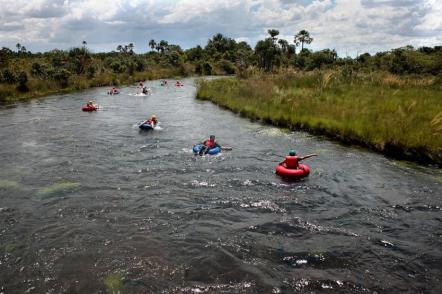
left=278, top=158, right=286, bottom=165
left=299, top=154, right=318, bottom=161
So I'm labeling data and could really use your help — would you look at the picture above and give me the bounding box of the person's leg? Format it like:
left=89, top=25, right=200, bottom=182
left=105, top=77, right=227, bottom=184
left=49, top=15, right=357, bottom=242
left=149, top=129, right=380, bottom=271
left=199, top=146, right=207, bottom=156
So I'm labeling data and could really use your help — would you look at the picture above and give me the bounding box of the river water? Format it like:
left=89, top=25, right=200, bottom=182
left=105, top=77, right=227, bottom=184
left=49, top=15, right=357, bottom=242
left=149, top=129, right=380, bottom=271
left=0, top=78, right=441, bottom=293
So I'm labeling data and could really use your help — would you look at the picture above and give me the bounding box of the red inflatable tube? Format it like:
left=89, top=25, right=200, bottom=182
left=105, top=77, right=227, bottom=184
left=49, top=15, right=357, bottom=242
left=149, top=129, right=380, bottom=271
left=275, top=163, right=310, bottom=179
left=82, top=105, right=97, bottom=112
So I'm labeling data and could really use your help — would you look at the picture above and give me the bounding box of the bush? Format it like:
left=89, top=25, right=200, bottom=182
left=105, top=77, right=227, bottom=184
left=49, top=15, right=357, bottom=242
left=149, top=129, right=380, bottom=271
left=203, top=62, right=212, bottom=75
left=217, top=59, right=236, bottom=74
left=16, top=71, right=28, bottom=91
left=2, top=69, right=16, bottom=84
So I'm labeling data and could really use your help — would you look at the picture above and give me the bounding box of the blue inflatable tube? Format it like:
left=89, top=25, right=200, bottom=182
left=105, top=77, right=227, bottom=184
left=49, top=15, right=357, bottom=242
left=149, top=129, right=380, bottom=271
left=139, top=123, right=153, bottom=130
left=192, top=144, right=221, bottom=155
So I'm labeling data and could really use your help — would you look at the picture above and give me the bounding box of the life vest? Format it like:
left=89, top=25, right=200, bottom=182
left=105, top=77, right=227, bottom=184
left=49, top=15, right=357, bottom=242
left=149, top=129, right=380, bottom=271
left=284, top=156, right=299, bottom=169
left=204, top=139, right=216, bottom=148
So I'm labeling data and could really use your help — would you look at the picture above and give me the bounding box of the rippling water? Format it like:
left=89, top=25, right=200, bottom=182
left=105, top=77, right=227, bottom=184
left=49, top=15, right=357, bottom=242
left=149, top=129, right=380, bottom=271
left=0, top=78, right=441, bottom=293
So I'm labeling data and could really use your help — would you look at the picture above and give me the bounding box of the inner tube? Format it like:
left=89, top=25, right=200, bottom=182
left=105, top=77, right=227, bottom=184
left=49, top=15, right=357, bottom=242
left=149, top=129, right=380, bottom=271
left=275, top=163, right=310, bottom=179
left=192, top=144, right=221, bottom=155
left=82, top=105, right=97, bottom=112
left=139, top=123, right=153, bottom=130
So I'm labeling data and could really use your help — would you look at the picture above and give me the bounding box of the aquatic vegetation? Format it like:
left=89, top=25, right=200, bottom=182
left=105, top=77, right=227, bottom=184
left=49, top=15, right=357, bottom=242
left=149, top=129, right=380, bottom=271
left=197, top=72, right=442, bottom=164
left=104, top=273, right=124, bottom=293
left=0, top=179, right=20, bottom=190
left=37, top=181, right=80, bottom=196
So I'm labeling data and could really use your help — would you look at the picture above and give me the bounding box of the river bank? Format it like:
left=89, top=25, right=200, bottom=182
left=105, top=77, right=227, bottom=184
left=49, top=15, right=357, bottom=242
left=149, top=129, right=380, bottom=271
left=196, top=72, right=442, bottom=165
left=0, top=66, right=187, bottom=103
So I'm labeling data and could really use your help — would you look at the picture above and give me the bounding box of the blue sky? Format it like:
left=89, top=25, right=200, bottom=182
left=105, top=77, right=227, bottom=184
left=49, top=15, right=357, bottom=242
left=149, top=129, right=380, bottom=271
left=0, top=0, right=440, bottom=56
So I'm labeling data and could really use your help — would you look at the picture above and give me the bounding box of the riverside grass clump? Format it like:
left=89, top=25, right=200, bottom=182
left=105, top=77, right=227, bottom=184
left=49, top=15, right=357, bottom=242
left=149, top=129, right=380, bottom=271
left=196, top=71, right=442, bottom=164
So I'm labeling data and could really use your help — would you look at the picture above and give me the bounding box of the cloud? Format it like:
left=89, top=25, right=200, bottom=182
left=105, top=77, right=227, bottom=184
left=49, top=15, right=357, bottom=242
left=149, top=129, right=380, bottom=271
left=0, top=0, right=440, bottom=55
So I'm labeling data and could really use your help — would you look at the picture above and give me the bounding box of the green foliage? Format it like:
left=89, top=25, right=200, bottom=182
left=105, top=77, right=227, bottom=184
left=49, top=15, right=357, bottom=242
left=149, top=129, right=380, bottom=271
left=217, top=59, right=236, bottom=74
left=16, top=71, right=28, bottom=91
left=1, top=32, right=441, bottom=103
left=197, top=73, right=442, bottom=164
left=1, top=69, right=16, bottom=84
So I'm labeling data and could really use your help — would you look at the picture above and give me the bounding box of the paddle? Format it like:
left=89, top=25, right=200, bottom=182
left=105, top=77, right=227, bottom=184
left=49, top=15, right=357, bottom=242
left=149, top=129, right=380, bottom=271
left=221, top=146, right=233, bottom=151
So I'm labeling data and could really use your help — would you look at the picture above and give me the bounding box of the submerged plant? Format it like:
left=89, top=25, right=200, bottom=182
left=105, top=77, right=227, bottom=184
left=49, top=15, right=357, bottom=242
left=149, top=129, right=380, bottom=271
left=104, top=273, right=124, bottom=293
left=37, top=181, right=80, bottom=196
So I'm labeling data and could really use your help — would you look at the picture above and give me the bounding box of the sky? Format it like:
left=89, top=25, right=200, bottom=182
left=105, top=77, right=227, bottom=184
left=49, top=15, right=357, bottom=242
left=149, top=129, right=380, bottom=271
left=0, top=0, right=441, bottom=56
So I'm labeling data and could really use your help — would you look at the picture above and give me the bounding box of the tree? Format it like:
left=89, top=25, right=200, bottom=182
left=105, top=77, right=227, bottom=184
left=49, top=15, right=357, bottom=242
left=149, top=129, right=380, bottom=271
left=116, top=45, right=123, bottom=52
left=82, top=40, right=87, bottom=48
left=278, top=39, right=289, bottom=53
left=16, top=43, right=21, bottom=52
left=294, top=30, right=313, bottom=51
left=157, top=40, right=168, bottom=54
left=268, top=29, right=279, bottom=42
left=128, top=43, right=134, bottom=54
left=149, top=39, right=156, bottom=51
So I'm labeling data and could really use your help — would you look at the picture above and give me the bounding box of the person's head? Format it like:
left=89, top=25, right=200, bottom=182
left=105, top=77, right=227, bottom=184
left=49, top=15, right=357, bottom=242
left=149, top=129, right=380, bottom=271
left=209, top=135, right=215, bottom=141
left=151, top=115, right=157, bottom=121
left=289, top=149, right=296, bottom=156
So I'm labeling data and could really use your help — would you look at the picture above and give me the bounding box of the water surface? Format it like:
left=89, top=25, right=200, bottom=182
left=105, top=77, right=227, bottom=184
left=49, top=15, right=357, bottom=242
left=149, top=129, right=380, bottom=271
left=0, top=78, right=441, bottom=293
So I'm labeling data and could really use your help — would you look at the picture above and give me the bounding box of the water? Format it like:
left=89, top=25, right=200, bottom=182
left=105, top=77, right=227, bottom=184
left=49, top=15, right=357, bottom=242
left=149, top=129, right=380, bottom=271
left=0, top=78, right=441, bottom=293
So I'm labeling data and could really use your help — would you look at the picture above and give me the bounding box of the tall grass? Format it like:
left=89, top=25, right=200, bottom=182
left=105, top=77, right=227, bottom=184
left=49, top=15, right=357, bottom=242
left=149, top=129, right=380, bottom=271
left=0, top=66, right=187, bottom=103
left=197, top=71, right=442, bottom=164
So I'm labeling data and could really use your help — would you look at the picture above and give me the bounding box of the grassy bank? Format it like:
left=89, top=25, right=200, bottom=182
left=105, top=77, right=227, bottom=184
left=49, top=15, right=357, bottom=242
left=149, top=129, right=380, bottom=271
left=0, top=66, right=187, bottom=103
left=196, top=71, right=442, bottom=165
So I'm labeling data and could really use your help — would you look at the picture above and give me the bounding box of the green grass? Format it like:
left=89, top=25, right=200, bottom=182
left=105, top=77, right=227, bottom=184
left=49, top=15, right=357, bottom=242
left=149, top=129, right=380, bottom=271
left=0, top=66, right=188, bottom=103
left=196, top=71, right=442, bottom=164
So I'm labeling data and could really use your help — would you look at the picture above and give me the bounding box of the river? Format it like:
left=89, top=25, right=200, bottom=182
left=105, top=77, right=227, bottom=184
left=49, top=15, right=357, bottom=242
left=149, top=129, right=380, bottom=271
left=0, top=78, right=441, bottom=293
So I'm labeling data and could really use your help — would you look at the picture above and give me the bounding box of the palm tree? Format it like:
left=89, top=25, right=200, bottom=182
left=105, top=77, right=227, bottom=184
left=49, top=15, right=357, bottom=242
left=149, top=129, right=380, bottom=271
left=278, top=39, right=288, bottom=53
left=16, top=43, right=21, bottom=52
left=268, top=29, right=279, bottom=43
left=149, top=39, right=156, bottom=51
left=128, top=43, right=134, bottom=54
left=158, top=40, right=168, bottom=53
left=116, top=45, right=123, bottom=52
left=294, top=30, right=313, bottom=51
left=82, top=40, right=87, bottom=48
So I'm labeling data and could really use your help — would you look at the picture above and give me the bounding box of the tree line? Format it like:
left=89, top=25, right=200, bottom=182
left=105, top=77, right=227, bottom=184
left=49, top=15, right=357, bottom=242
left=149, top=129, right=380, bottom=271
left=1, top=29, right=441, bottom=93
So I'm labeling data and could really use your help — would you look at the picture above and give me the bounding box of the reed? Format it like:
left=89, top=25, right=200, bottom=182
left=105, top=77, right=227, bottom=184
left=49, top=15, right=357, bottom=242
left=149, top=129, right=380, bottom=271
left=196, top=72, right=442, bottom=164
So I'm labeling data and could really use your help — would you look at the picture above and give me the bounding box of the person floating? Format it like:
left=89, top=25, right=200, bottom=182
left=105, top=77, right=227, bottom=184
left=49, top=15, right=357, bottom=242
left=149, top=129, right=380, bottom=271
left=198, top=135, right=221, bottom=156
left=278, top=150, right=317, bottom=169
left=144, top=115, right=158, bottom=127
left=108, top=87, right=119, bottom=95
left=175, top=81, right=183, bottom=87
left=275, top=149, right=317, bottom=179
left=82, top=100, right=98, bottom=111
left=142, top=86, right=149, bottom=94
left=161, top=80, right=168, bottom=86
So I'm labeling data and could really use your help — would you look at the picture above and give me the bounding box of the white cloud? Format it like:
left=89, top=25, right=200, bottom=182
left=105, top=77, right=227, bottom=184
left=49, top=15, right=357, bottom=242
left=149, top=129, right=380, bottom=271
left=0, top=0, right=440, bottom=55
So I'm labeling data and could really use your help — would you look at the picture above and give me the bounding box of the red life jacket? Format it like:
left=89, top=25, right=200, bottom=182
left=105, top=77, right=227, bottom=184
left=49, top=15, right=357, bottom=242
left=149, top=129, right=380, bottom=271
left=284, top=156, right=299, bottom=169
left=204, top=139, right=216, bottom=148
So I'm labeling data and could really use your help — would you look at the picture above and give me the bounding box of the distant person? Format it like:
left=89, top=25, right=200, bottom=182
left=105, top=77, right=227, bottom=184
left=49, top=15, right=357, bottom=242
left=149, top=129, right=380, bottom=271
left=199, top=135, right=221, bottom=155
left=279, top=150, right=317, bottom=169
left=144, top=115, right=158, bottom=127
left=87, top=100, right=95, bottom=107
left=142, top=86, right=149, bottom=94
